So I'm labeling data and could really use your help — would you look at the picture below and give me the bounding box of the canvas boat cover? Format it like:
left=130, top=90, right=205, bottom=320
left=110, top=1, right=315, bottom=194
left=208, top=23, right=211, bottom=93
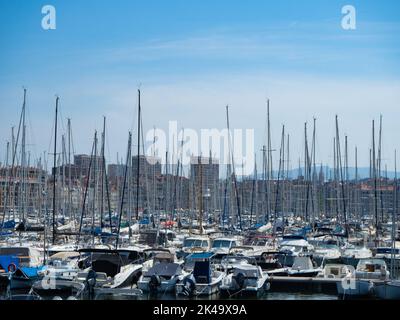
left=144, top=262, right=181, bottom=277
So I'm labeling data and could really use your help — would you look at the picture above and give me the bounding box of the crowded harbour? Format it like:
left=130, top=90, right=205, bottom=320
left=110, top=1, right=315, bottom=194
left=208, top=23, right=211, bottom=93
left=0, top=88, right=399, bottom=301
left=1, top=1, right=400, bottom=304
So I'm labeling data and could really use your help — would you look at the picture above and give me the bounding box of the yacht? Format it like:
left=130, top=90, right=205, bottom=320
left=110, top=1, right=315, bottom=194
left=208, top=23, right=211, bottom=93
left=219, top=256, right=269, bottom=297
left=340, top=245, right=372, bottom=267
left=137, top=251, right=188, bottom=294
left=268, top=256, right=322, bottom=277
left=210, top=237, right=240, bottom=262
left=176, top=236, right=210, bottom=259
left=0, top=246, right=45, bottom=289
left=277, top=236, right=314, bottom=267
left=176, top=252, right=225, bottom=297
left=336, top=258, right=390, bottom=297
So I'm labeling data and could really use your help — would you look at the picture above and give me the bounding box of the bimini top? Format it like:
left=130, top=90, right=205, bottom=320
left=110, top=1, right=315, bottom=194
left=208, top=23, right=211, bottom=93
left=144, top=263, right=181, bottom=277
left=186, top=252, right=215, bottom=261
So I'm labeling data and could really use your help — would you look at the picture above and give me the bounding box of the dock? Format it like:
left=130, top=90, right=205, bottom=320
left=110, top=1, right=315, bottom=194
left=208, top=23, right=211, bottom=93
left=268, top=276, right=343, bottom=294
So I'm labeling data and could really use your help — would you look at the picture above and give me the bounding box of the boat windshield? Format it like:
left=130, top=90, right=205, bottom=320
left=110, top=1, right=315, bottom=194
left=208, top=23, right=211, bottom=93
left=183, top=239, right=208, bottom=248
left=212, top=240, right=234, bottom=248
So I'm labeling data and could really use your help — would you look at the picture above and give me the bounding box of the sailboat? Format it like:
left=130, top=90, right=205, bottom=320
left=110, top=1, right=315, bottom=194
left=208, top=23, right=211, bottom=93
left=374, top=150, right=400, bottom=299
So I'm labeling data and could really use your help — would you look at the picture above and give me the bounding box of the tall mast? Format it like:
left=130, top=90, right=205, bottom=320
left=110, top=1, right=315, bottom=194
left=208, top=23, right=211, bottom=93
left=391, top=149, right=397, bottom=277
left=198, top=156, right=203, bottom=235
left=226, top=105, right=242, bottom=230
left=335, top=116, right=347, bottom=227
left=372, top=120, right=378, bottom=237
left=100, top=117, right=105, bottom=229
left=378, top=115, right=384, bottom=222
left=52, top=96, right=59, bottom=245
left=2, top=142, right=10, bottom=222
left=116, top=132, right=132, bottom=249
left=274, top=125, right=285, bottom=226
left=136, top=89, right=141, bottom=221
left=67, top=119, right=73, bottom=223
left=21, top=89, right=26, bottom=223
left=92, top=131, right=98, bottom=246
left=266, top=99, right=272, bottom=221
left=355, top=146, right=359, bottom=220
left=1, top=90, right=25, bottom=230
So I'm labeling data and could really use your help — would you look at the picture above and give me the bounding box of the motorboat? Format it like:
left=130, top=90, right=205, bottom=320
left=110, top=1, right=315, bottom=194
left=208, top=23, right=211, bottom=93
left=176, top=252, right=225, bottom=297
left=176, top=236, right=210, bottom=259
left=219, top=256, right=269, bottom=297
left=267, top=256, right=322, bottom=277
left=77, top=248, right=144, bottom=289
left=38, top=251, right=81, bottom=281
left=336, top=258, right=390, bottom=298
left=308, top=237, right=342, bottom=266
left=228, top=246, right=282, bottom=271
left=340, top=245, right=372, bottom=267
left=30, top=278, right=89, bottom=300
left=0, top=246, right=45, bottom=289
left=317, top=263, right=354, bottom=279
left=137, top=251, right=187, bottom=294
left=210, top=237, right=240, bottom=262
left=277, top=236, right=314, bottom=267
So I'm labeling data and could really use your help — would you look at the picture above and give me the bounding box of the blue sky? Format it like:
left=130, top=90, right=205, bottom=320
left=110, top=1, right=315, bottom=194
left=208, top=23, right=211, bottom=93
left=0, top=0, right=399, bottom=172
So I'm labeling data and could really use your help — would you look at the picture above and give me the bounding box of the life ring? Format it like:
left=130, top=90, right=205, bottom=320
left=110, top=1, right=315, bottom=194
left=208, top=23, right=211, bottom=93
left=7, top=263, right=17, bottom=273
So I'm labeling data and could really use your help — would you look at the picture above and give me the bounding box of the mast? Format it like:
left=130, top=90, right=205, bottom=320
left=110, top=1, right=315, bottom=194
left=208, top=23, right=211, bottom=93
left=372, top=120, right=378, bottom=237
left=391, top=150, right=397, bottom=277
left=266, top=100, right=272, bottom=221
left=92, top=131, right=98, bottom=246
left=198, top=156, right=203, bottom=235
left=102, top=119, right=113, bottom=231
left=136, top=89, right=141, bottom=221
left=52, top=96, right=59, bottom=245
left=226, top=105, right=242, bottom=230
left=67, top=119, right=73, bottom=224
left=355, top=146, right=359, bottom=220
left=116, top=132, right=132, bottom=249
left=378, top=115, right=384, bottom=222
left=1, top=90, right=25, bottom=230
left=250, top=155, right=257, bottom=226
left=335, top=115, right=347, bottom=228
left=76, top=135, right=95, bottom=247
left=100, top=117, right=105, bottom=229
left=274, top=125, right=285, bottom=225
left=21, top=92, right=26, bottom=223
left=2, top=142, right=10, bottom=222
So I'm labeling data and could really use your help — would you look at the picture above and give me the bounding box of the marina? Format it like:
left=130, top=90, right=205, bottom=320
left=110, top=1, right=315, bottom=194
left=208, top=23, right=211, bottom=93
left=0, top=0, right=399, bottom=306
left=0, top=86, right=399, bottom=301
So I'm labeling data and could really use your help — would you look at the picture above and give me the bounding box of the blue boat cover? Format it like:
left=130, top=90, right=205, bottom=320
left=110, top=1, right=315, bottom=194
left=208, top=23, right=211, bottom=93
left=186, top=252, right=214, bottom=260
left=2, top=220, right=15, bottom=229
left=20, top=266, right=44, bottom=278
left=0, top=256, right=20, bottom=270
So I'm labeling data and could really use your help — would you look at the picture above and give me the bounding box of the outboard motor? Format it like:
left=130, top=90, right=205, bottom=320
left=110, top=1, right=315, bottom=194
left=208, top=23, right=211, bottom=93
left=181, top=275, right=196, bottom=297
left=234, top=272, right=246, bottom=290
left=149, top=275, right=161, bottom=294
left=81, top=269, right=97, bottom=299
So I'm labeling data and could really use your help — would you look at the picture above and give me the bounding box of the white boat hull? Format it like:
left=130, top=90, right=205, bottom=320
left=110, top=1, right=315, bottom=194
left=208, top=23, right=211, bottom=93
left=336, top=279, right=374, bottom=297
